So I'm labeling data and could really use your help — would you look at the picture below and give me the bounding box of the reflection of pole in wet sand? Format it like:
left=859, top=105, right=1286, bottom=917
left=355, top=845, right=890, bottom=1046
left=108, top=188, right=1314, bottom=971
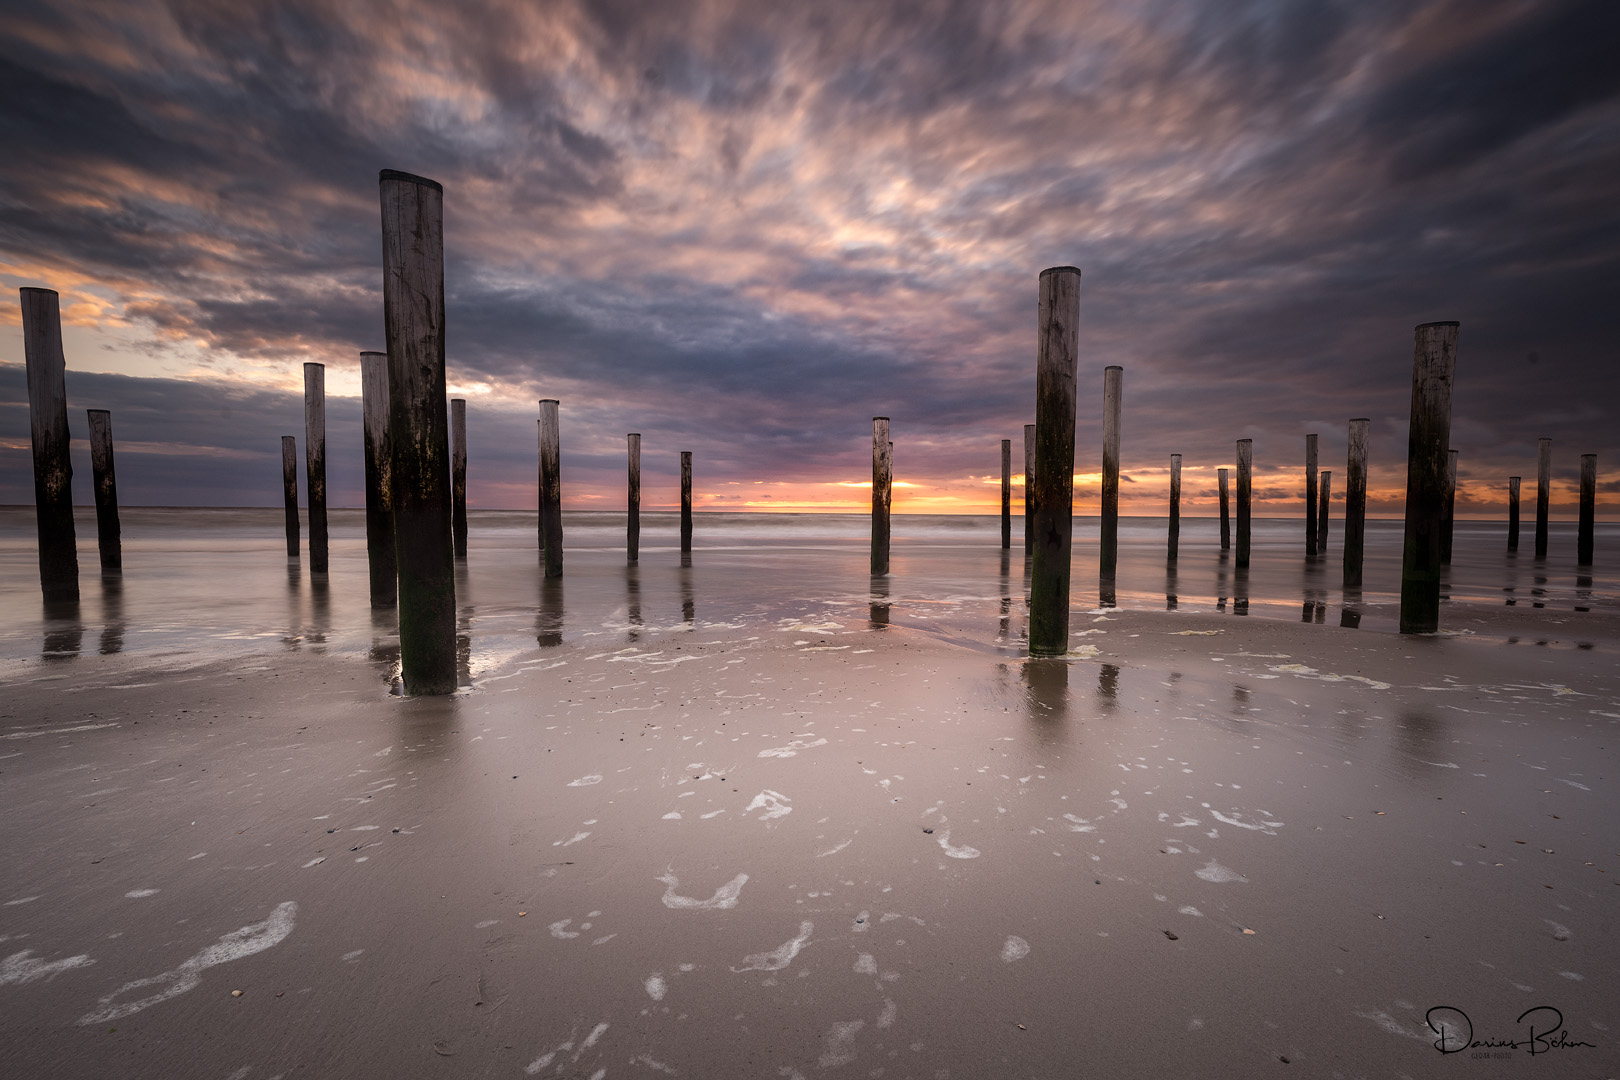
left=1096, top=663, right=1120, bottom=709
left=1098, top=573, right=1117, bottom=610
left=626, top=566, right=643, bottom=643
left=869, top=575, right=890, bottom=628
left=284, top=557, right=302, bottom=649
left=43, top=599, right=83, bottom=661
left=536, top=577, right=564, bottom=648
left=456, top=605, right=473, bottom=686
left=1575, top=574, right=1592, bottom=612
left=1215, top=556, right=1228, bottom=613
left=1340, top=589, right=1363, bottom=629
left=1233, top=567, right=1249, bottom=615
left=1023, top=659, right=1068, bottom=722
left=1164, top=566, right=1177, bottom=611
left=309, top=574, right=330, bottom=647
left=369, top=606, right=401, bottom=678
left=680, top=564, right=695, bottom=627
left=998, top=548, right=1012, bottom=638
left=99, top=573, right=124, bottom=654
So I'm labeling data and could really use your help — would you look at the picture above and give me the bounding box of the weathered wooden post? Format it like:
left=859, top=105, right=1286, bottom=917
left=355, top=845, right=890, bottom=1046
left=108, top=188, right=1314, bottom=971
left=86, top=409, right=121, bottom=571
left=451, top=398, right=468, bottom=558
left=1167, top=453, right=1181, bottom=564
left=281, top=436, right=300, bottom=557
left=1100, top=365, right=1123, bottom=575
left=1235, top=440, right=1253, bottom=569
left=1579, top=454, right=1596, bottom=566
left=1029, top=266, right=1081, bottom=656
left=1218, top=467, right=1230, bottom=551
left=1535, top=437, right=1551, bottom=560
left=1507, top=476, right=1521, bottom=553
left=20, top=287, right=78, bottom=602
left=681, top=450, right=693, bottom=553
left=871, top=418, right=891, bottom=574
left=1023, top=423, right=1035, bottom=556
left=304, top=362, right=328, bottom=574
left=1304, top=434, right=1319, bottom=557
left=1000, top=439, right=1012, bottom=549
left=1398, top=321, right=1458, bottom=634
left=1317, top=470, right=1332, bottom=555
left=627, top=433, right=641, bottom=564
left=539, top=399, right=562, bottom=578
left=1440, top=448, right=1457, bottom=564
left=360, top=351, right=396, bottom=607
left=380, top=168, right=456, bottom=693
left=1343, top=419, right=1369, bottom=587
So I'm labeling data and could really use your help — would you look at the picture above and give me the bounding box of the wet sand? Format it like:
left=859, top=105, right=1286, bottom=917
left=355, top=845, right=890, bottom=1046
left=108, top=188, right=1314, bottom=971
left=2, top=511, right=1618, bottom=1078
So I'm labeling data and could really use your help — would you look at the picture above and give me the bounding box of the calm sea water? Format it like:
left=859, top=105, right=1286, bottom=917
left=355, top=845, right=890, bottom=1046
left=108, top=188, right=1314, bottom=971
left=0, top=507, right=1612, bottom=671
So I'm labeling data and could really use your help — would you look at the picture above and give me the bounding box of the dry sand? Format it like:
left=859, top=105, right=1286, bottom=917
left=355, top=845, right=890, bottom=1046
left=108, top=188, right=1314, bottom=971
left=3, top=572, right=1618, bottom=1078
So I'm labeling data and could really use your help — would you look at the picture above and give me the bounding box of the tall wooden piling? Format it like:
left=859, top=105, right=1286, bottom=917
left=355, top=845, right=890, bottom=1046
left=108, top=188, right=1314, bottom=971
left=360, top=351, right=396, bottom=607
left=1579, top=454, right=1596, bottom=566
left=1218, top=467, right=1230, bottom=551
left=1167, top=454, right=1181, bottom=564
left=627, top=434, right=641, bottom=564
left=451, top=398, right=468, bottom=558
left=1343, top=419, right=1369, bottom=587
left=681, top=451, right=694, bottom=554
left=871, top=418, right=891, bottom=575
left=1439, top=448, right=1458, bottom=564
left=303, top=362, right=328, bottom=574
left=1029, top=266, right=1081, bottom=656
left=281, top=436, right=299, bottom=557
left=1317, top=470, right=1331, bottom=555
left=86, top=409, right=121, bottom=571
left=1100, top=365, right=1123, bottom=575
left=1236, top=441, right=1253, bottom=568
left=1305, top=433, right=1319, bottom=557
left=1000, top=439, right=1012, bottom=549
left=1398, top=321, right=1459, bottom=635
left=1023, top=424, right=1035, bottom=556
left=1507, top=476, right=1521, bottom=553
left=21, top=287, right=78, bottom=602
left=379, top=168, right=456, bottom=693
left=539, top=399, right=562, bottom=578
left=1535, top=438, right=1551, bottom=560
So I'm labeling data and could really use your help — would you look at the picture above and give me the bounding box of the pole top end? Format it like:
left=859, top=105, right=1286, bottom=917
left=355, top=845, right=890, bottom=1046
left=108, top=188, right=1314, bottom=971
left=539, top=398, right=559, bottom=405
left=87, top=408, right=110, bottom=417
left=628, top=432, right=640, bottom=437
left=1104, top=364, right=1123, bottom=373
left=1039, top=265, right=1082, bottom=278
left=19, top=286, right=59, bottom=298
left=1415, top=320, right=1460, bottom=329
left=380, top=169, right=443, bottom=192
left=1350, top=416, right=1370, bottom=422
left=359, top=350, right=386, bottom=358
left=304, top=361, right=324, bottom=370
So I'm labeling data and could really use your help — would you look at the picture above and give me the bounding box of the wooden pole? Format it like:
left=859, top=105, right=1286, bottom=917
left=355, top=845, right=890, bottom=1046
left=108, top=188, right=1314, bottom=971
left=1578, top=453, right=1596, bottom=566
left=1218, top=467, right=1230, bottom=551
left=871, top=418, right=891, bottom=574
left=681, top=450, right=693, bottom=553
left=451, top=398, right=468, bottom=558
left=1029, top=266, right=1081, bottom=655
left=1235, top=440, right=1253, bottom=569
left=1023, top=423, right=1035, bottom=556
left=1535, top=437, right=1551, bottom=560
left=304, top=362, right=328, bottom=574
left=1439, top=448, right=1457, bottom=564
left=539, top=399, right=562, bottom=578
left=1398, top=320, right=1458, bottom=634
left=20, top=287, right=78, bottom=602
left=1343, top=418, right=1369, bottom=587
left=1305, top=433, right=1318, bottom=557
left=1100, top=365, right=1123, bottom=575
left=1507, top=476, right=1521, bottom=553
left=379, top=168, right=456, bottom=693
left=360, top=351, right=396, bottom=606
left=1317, top=470, right=1331, bottom=555
left=86, top=409, right=121, bottom=572
left=281, top=435, right=299, bottom=557
left=1000, top=439, right=1012, bottom=549
left=1167, top=453, right=1181, bottom=564
left=627, top=434, right=641, bottom=564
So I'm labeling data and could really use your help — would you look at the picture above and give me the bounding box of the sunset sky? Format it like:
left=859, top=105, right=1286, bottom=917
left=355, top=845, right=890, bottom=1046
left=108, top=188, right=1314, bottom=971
left=2, top=0, right=1615, bottom=517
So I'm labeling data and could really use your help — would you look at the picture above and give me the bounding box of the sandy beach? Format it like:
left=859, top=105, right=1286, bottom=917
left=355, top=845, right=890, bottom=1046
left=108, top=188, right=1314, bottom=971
left=2, top=509, right=1617, bottom=1078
